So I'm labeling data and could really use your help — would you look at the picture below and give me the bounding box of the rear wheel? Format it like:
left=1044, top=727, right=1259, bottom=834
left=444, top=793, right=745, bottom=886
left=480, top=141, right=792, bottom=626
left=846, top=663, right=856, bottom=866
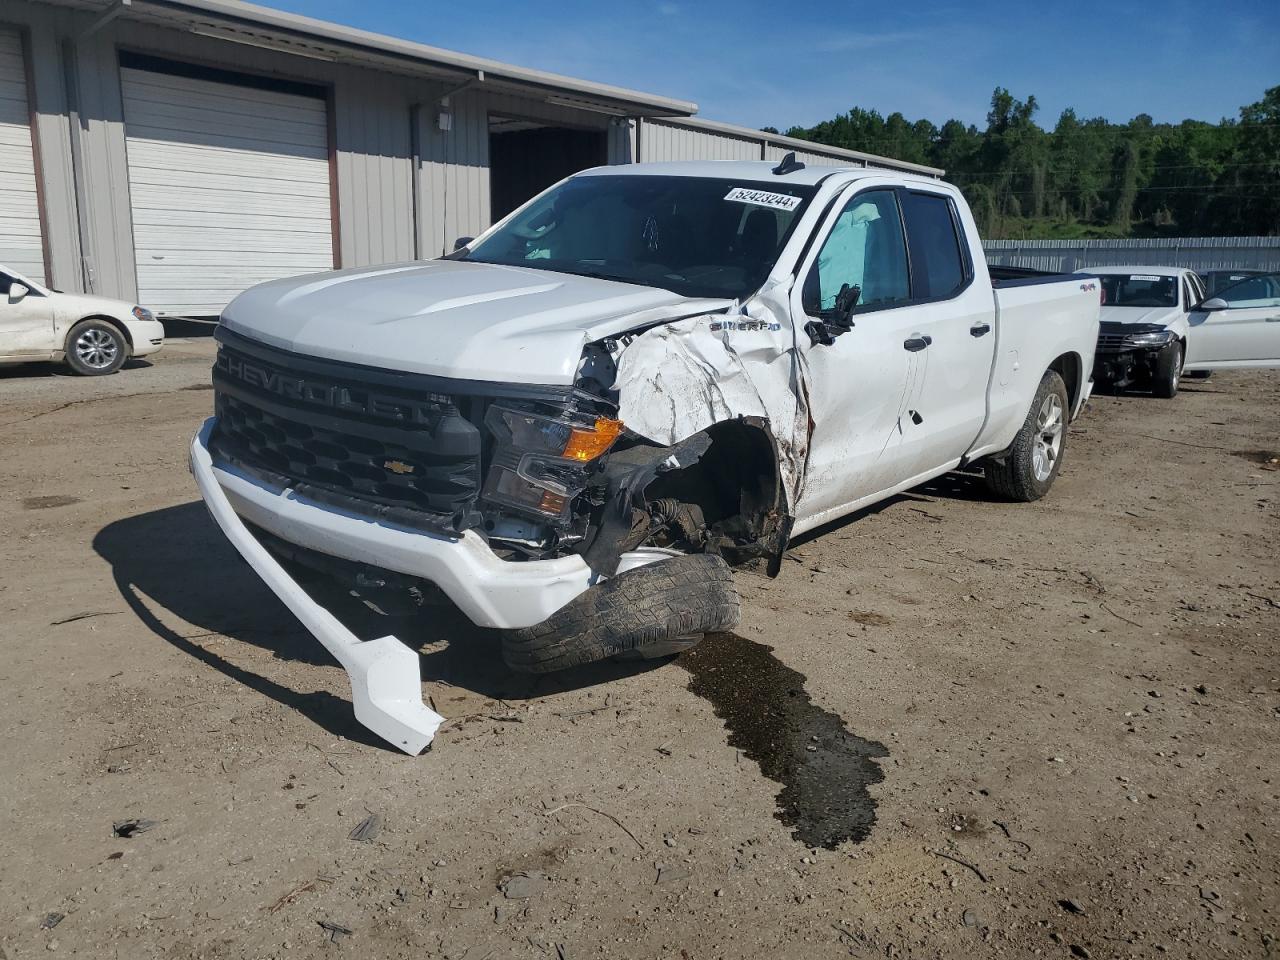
left=983, top=370, right=1069, bottom=502
left=501, top=553, right=740, bottom=674
left=65, top=319, right=127, bottom=376
left=1152, top=341, right=1182, bottom=398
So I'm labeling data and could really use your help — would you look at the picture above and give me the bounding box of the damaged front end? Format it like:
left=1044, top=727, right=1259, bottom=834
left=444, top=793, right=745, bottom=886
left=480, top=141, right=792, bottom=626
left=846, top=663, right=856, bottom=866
left=196, top=294, right=808, bottom=754
left=1092, top=322, right=1176, bottom=390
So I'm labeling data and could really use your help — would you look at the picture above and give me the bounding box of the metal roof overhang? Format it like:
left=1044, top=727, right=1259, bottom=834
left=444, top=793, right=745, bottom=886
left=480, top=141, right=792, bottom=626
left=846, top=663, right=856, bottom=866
left=657, top=116, right=945, bottom=178
left=55, top=0, right=698, bottom=117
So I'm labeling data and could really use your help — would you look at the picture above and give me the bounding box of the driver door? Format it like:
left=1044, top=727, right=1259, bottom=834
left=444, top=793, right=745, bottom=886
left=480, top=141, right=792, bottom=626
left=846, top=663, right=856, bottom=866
left=0, top=271, right=54, bottom=358
left=1186, top=272, right=1280, bottom=367
left=789, top=186, right=922, bottom=524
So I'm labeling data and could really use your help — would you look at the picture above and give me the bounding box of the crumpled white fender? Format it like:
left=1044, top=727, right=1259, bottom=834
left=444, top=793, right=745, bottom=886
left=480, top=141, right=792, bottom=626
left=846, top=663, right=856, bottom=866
left=614, top=285, right=812, bottom=507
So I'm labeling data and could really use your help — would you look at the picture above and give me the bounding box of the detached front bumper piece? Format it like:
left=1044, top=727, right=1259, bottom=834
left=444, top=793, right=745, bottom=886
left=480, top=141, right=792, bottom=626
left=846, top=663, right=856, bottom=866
left=191, top=419, right=445, bottom=755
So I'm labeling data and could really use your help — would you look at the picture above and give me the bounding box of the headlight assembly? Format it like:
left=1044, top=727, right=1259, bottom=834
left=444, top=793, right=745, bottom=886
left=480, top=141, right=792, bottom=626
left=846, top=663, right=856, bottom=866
left=1124, top=330, right=1175, bottom=346
left=132, top=305, right=155, bottom=322
left=481, top=405, right=622, bottom=522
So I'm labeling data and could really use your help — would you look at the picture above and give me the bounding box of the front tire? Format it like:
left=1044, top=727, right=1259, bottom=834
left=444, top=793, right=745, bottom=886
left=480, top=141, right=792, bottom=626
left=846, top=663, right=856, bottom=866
left=65, top=319, right=127, bottom=376
left=501, top=553, right=740, bottom=674
left=983, top=370, right=1069, bottom=502
left=1152, top=341, right=1182, bottom=398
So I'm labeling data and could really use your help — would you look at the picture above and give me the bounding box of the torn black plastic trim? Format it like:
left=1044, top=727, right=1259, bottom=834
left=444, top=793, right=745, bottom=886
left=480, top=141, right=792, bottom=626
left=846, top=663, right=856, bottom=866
left=578, top=433, right=713, bottom=575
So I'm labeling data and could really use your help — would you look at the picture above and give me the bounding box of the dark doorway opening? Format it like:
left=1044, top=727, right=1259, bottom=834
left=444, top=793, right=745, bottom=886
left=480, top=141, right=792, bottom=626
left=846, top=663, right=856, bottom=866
left=488, top=117, right=608, bottom=222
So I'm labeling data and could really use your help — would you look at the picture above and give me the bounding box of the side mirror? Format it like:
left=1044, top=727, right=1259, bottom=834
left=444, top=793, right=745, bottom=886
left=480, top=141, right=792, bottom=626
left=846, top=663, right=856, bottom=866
left=1199, top=297, right=1228, bottom=311
left=804, top=282, right=861, bottom=346
left=453, top=236, right=474, bottom=251
left=8, top=282, right=29, bottom=303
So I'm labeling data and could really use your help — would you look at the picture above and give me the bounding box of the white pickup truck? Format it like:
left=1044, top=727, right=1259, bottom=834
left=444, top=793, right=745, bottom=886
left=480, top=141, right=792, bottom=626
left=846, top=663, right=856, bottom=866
left=191, top=157, right=1101, bottom=753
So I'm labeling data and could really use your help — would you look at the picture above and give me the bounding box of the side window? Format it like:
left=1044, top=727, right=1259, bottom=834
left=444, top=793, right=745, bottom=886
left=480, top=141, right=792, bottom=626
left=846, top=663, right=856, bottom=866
left=900, top=192, right=969, bottom=299
left=0, top=273, right=11, bottom=297
left=804, top=189, right=909, bottom=314
left=1221, top=273, right=1280, bottom=308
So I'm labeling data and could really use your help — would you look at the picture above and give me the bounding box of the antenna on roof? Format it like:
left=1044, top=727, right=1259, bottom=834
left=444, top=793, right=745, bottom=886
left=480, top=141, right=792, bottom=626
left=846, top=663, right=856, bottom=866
left=771, top=151, right=805, bottom=176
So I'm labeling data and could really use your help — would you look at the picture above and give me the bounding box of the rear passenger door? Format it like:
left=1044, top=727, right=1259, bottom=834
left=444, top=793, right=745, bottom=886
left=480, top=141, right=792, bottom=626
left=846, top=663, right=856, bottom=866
left=895, top=188, right=997, bottom=476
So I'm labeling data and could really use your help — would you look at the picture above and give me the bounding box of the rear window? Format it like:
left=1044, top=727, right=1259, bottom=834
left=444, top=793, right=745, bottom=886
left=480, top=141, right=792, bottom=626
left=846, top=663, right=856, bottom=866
left=901, top=192, right=968, bottom=299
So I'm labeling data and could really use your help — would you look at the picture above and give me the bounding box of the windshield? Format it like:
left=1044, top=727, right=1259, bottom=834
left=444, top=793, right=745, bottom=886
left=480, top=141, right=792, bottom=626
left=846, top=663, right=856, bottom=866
left=464, top=175, right=816, bottom=300
left=1098, top=274, right=1178, bottom=308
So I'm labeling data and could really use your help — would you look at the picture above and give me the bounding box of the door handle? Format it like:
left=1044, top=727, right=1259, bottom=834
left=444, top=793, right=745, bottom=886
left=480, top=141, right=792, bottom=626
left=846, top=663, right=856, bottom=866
left=903, top=335, right=932, bottom=352
left=1265, top=316, right=1280, bottom=323
left=970, top=322, right=992, bottom=337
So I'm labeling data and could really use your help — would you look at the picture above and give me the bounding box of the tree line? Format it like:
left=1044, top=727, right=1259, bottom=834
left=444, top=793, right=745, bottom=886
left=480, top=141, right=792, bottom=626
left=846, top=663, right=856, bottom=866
left=769, top=86, right=1280, bottom=239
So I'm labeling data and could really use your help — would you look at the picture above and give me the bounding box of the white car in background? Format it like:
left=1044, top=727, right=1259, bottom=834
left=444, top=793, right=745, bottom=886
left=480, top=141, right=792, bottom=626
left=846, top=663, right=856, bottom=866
left=1077, top=265, right=1204, bottom=397
left=1188, top=271, right=1280, bottom=372
left=0, top=265, right=165, bottom=376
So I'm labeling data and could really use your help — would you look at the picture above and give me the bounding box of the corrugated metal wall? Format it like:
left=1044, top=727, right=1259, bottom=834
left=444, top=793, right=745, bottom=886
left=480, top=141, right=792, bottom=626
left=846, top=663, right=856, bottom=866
left=416, top=88, right=622, bottom=257
left=641, top=119, right=762, bottom=162
left=5, top=1, right=926, bottom=310
left=984, top=237, right=1280, bottom=274
left=762, top=144, right=852, bottom=167
left=22, top=2, right=427, bottom=302
left=9, top=1, right=633, bottom=299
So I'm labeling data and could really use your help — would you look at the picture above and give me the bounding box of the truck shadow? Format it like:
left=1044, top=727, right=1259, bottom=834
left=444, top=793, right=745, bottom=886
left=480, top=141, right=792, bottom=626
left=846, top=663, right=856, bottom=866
left=92, top=502, right=661, bottom=747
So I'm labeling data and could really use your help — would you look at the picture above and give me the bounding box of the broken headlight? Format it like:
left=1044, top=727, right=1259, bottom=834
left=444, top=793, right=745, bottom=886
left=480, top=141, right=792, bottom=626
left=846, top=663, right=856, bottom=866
left=481, top=405, right=622, bottom=523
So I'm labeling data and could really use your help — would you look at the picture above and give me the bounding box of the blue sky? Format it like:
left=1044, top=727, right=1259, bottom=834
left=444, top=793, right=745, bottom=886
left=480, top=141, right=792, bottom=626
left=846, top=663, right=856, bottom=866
left=265, top=0, right=1277, bottom=131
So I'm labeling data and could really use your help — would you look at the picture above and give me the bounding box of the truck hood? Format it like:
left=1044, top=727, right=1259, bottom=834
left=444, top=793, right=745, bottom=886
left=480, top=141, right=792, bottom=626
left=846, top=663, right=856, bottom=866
left=220, top=260, right=731, bottom=384
left=1098, top=305, right=1181, bottom=329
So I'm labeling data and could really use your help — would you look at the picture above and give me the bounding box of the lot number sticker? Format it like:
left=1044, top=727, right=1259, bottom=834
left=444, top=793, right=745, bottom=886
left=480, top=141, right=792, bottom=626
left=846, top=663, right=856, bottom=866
left=1130, top=275, right=1163, bottom=282
left=725, top=187, right=802, bottom=211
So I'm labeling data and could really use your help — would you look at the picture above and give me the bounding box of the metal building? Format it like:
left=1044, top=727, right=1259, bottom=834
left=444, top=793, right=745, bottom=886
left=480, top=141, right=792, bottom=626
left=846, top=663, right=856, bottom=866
left=0, top=0, right=939, bottom=315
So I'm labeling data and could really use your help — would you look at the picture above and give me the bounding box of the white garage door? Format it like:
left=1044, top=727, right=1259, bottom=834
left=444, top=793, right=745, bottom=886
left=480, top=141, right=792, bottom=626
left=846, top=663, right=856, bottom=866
left=121, top=66, right=334, bottom=315
left=0, top=29, right=45, bottom=285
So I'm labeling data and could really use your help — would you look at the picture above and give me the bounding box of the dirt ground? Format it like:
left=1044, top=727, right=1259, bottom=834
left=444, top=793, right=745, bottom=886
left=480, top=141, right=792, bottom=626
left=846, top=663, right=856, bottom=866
left=1, top=338, right=1277, bottom=960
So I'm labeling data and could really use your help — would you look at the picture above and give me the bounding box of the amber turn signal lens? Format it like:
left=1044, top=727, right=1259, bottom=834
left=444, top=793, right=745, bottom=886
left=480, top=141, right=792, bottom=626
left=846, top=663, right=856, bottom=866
left=561, top=417, right=623, bottom=462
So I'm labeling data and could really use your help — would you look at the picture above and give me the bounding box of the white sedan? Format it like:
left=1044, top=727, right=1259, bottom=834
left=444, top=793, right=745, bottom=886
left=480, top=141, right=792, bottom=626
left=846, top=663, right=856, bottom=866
left=0, top=265, right=165, bottom=376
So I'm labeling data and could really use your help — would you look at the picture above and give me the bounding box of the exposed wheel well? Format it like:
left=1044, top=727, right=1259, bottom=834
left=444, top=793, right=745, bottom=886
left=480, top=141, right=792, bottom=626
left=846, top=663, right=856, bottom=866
left=610, top=418, right=786, bottom=566
left=1048, top=351, right=1082, bottom=411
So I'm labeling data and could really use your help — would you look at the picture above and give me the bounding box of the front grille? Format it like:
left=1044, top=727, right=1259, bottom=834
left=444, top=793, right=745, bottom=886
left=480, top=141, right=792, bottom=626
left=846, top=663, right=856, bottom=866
left=1097, top=333, right=1128, bottom=351
left=210, top=334, right=484, bottom=530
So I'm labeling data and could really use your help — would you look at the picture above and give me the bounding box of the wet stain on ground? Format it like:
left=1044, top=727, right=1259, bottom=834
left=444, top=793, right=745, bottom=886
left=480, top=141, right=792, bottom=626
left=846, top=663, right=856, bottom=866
left=23, top=495, right=82, bottom=510
left=679, top=632, right=888, bottom=849
left=1235, top=450, right=1279, bottom=469
left=180, top=383, right=214, bottom=392
left=849, top=610, right=892, bottom=626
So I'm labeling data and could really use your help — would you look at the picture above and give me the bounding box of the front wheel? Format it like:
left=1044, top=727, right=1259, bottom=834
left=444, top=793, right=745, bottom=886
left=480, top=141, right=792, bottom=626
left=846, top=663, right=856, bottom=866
left=65, top=319, right=127, bottom=376
left=1151, top=341, right=1182, bottom=398
left=983, top=370, right=1069, bottom=502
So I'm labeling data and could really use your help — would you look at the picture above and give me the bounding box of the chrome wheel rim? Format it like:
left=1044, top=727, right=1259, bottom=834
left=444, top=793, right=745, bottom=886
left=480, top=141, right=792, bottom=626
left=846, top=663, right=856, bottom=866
left=75, top=327, right=119, bottom=369
left=1032, top=393, right=1064, bottom=482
